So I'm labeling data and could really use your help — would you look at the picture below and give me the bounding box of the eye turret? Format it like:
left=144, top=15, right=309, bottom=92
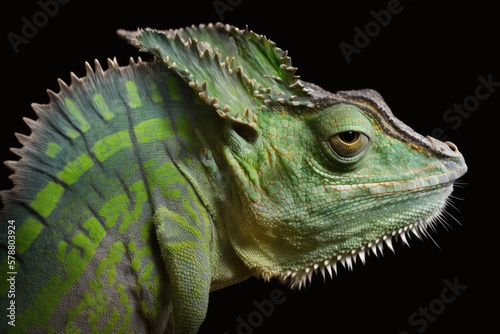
left=328, top=131, right=370, bottom=158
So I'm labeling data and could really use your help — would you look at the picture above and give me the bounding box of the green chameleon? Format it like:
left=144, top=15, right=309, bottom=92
left=0, top=23, right=466, bottom=333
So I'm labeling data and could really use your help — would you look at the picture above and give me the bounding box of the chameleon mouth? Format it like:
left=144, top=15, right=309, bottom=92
left=278, top=202, right=451, bottom=290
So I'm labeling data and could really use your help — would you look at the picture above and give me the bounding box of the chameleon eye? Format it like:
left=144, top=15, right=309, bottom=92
left=328, top=131, right=370, bottom=157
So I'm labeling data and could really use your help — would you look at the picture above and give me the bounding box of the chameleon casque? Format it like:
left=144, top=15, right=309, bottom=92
left=0, top=23, right=467, bottom=333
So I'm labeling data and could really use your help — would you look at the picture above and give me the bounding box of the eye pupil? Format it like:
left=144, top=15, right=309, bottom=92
left=339, top=131, right=359, bottom=144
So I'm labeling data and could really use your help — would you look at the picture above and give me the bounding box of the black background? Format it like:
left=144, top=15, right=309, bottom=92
left=2, top=1, right=495, bottom=333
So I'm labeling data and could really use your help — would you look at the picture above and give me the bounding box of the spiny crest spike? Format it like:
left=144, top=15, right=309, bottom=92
left=46, top=89, right=59, bottom=101
left=31, top=103, right=45, bottom=116
left=344, top=256, right=353, bottom=271
left=107, top=57, right=119, bottom=69
left=359, top=250, right=366, bottom=264
left=412, top=226, right=423, bottom=240
left=14, top=133, right=30, bottom=146
left=69, top=72, right=81, bottom=85
left=9, top=148, right=23, bottom=158
left=385, top=237, right=395, bottom=253
left=326, top=264, right=333, bottom=278
left=57, top=78, right=69, bottom=91
left=377, top=241, right=384, bottom=255
left=400, top=232, right=410, bottom=247
left=370, top=243, right=379, bottom=257
left=4, top=161, right=18, bottom=172
left=23, top=117, right=38, bottom=130
left=93, top=59, right=104, bottom=74
left=84, top=61, right=94, bottom=76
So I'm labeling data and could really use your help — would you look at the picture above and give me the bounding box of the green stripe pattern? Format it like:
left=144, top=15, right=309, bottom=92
left=0, top=60, right=215, bottom=333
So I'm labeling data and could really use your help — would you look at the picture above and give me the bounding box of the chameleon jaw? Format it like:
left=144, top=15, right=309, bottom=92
left=272, top=155, right=467, bottom=290
left=276, top=201, right=450, bottom=290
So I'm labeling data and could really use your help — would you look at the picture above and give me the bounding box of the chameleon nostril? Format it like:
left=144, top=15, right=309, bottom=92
left=426, top=136, right=461, bottom=157
left=445, top=141, right=458, bottom=153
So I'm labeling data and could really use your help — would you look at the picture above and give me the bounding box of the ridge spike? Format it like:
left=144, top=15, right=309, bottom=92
left=23, top=117, right=38, bottom=131
left=4, top=161, right=18, bottom=172
left=57, top=78, right=69, bottom=92
left=14, top=133, right=30, bottom=146
left=9, top=148, right=23, bottom=158
left=93, top=59, right=104, bottom=74
left=84, top=61, right=94, bottom=76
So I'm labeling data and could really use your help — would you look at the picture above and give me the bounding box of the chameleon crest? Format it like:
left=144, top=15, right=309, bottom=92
left=0, top=23, right=466, bottom=333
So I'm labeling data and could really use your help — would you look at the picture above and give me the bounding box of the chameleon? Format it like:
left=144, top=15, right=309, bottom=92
left=0, top=23, right=467, bottom=333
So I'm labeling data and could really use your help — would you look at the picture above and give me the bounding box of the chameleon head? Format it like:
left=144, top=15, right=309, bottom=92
left=118, top=24, right=467, bottom=291
left=222, top=88, right=467, bottom=288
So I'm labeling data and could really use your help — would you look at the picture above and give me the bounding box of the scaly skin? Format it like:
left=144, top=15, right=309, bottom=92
left=0, top=23, right=466, bottom=333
